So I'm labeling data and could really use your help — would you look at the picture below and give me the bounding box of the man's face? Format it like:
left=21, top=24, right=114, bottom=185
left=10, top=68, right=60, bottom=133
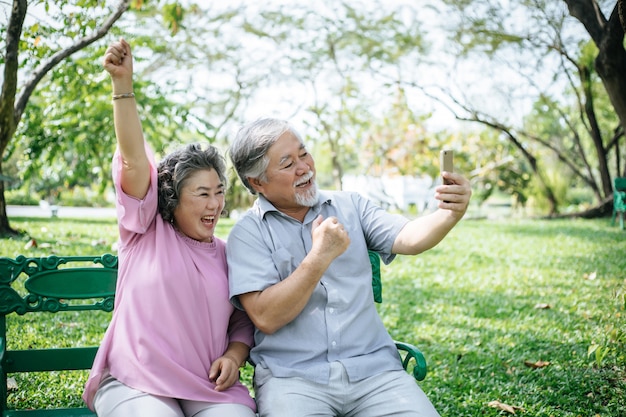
left=250, top=131, right=318, bottom=217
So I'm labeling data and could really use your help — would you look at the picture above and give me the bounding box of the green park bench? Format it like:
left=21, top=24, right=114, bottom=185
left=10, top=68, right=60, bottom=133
left=0, top=252, right=427, bottom=416
left=611, top=177, right=626, bottom=230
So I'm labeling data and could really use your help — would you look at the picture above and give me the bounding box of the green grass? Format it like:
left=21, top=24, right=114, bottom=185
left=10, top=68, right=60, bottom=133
left=379, top=218, right=626, bottom=416
left=1, top=216, right=625, bottom=415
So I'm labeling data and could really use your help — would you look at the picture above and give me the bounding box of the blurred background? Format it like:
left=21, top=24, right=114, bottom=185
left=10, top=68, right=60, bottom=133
left=1, top=0, right=624, bottom=232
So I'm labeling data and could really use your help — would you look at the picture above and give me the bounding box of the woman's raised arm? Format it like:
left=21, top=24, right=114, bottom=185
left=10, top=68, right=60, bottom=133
left=103, top=38, right=150, bottom=199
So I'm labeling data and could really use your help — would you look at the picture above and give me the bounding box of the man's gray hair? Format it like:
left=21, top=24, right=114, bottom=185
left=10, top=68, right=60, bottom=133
left=229, top=118, right=303, bottom=195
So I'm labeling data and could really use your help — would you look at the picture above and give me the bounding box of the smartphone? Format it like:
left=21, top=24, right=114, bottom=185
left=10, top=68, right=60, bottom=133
left=440, top=149, right=453, bottom=185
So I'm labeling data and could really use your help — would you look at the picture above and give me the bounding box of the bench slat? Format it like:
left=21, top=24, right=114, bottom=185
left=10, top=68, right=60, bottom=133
left=4, top=408, right=95, bottom=417
left=4, top=347, right=98, bottom=373
left=25, top=269, right=116, bottom=299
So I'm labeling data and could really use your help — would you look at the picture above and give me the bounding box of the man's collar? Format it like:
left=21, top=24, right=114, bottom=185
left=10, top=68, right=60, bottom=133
left=257, top=194, right=278, bottom=217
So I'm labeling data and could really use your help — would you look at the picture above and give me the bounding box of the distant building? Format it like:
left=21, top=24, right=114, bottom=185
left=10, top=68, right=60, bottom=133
left=342, top=174, right=440, bottom=213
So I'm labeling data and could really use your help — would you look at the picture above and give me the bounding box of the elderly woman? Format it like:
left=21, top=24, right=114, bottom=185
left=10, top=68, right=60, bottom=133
left=82, top=38, right=256, bottom=417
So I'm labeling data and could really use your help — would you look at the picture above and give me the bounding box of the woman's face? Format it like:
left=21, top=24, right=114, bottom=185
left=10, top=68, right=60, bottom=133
left=172, top=168, right=225, bottom=243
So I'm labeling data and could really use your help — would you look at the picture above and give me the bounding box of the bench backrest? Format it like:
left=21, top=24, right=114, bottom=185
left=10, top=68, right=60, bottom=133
left=0, top=254, right=118, bottom=415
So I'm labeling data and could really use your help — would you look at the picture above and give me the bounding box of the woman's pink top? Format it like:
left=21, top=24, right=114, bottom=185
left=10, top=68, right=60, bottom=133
left=83, top=147, right=255, bottom=411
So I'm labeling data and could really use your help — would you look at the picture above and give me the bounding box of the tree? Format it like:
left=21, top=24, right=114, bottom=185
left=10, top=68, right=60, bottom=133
left=433, top=0, right=625, bottom=215
left=0, top=0, right=188, bottom=236
left=0, top=0, right=132, bottom=235
left=227, top=1, right=431, bottom=190
left=11, top=48, right=193, bottom=204
left=566, top=0, right=626, bottom=189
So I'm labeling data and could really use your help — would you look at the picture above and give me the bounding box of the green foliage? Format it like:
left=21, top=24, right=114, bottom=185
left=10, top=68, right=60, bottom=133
left=522, top=56, right=620, bottom=205
left=566, top=187, right=596, bottom=210
left=231, top=1, right=431, bottom=188
left=5, top=185, right=111, bottom=207
left=9, top=40, right=200, bottom=201
left=226, top=169, right=256, bottom=213
left=11, top=51, right=114, bottom=198
left=162, top=2, right=185, bottom=33
left=438, top=127, right=533, bottom=207
left=360, top=88, right=435, bottom=178
left=0, top=0, right=204, bottom=237
left=3, top=0, right=624, bottom=232
left=2, top=216, right=624, bottom=414
left=5, top=189, right=39, bottom=206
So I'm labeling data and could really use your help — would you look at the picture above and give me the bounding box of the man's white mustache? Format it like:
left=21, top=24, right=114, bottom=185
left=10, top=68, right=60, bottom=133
left=294, top=171, right=314, bottom=187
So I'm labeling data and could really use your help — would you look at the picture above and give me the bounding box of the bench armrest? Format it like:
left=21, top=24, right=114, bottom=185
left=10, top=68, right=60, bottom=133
left=394, top=341, right=427, bottom=381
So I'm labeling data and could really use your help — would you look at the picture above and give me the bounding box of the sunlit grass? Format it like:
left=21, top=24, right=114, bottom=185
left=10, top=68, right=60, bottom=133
left=1, top=216, right=625, bottom=415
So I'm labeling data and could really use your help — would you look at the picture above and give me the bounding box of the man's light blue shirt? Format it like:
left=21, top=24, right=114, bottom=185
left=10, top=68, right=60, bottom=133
left=227, top=190, right=410, bottom=384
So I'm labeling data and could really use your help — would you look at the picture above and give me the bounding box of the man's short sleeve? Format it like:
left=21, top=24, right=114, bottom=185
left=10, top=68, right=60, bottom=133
left=226, top=213, right=279, bottom=310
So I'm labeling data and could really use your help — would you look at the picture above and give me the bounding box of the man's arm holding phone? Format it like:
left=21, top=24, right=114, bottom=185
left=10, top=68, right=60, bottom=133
left=392, top=149, right=471, bottom=255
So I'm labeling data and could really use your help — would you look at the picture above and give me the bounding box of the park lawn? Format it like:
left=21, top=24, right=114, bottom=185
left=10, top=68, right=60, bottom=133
left=1, top=215, right=625, bottom=415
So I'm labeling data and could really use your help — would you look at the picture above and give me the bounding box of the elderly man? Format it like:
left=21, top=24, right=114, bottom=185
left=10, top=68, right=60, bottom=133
left=227, top=118, right=471, bottom=417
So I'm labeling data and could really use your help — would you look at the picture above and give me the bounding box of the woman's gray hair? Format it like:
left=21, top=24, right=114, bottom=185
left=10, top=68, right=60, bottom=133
left=157, top=143, right=227, bottom=222
left=229, top=118, right=303, bottom=194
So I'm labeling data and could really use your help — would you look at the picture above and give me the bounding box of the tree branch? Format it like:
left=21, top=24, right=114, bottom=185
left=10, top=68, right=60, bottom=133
left=563, top=0, right=607, bottom=45
left=13, top=0, right=131, bottom=122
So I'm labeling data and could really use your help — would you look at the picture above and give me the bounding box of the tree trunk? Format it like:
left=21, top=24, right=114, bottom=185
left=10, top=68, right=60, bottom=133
left=0, top=169, right=19, bottom=236
left=581, top=65, right=613, bottom=197
left=0, top=0, right=28, bottom=236
left=594, top=5, right=626, bottom=154
left=551, top=195, right=613, bottom=218
left=565, top=0, right=626, bottom=161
